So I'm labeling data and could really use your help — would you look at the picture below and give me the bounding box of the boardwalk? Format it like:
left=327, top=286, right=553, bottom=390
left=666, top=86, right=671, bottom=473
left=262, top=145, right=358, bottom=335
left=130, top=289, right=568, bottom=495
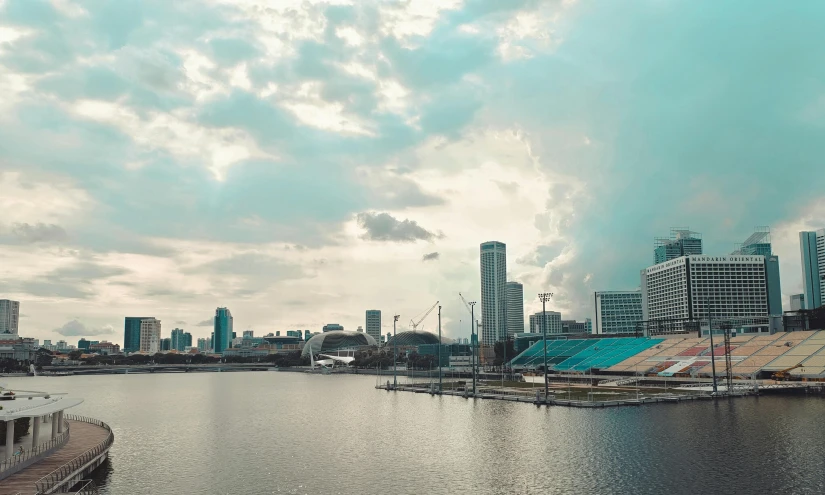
left=0, top=420, right=110, bottom=495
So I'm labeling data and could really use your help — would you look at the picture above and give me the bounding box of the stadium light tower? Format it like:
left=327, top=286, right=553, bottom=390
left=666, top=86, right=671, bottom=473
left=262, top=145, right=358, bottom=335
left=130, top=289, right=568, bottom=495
left=393, top=314, right=400, bottom=388
left=539, top=292, right=554, bottom=402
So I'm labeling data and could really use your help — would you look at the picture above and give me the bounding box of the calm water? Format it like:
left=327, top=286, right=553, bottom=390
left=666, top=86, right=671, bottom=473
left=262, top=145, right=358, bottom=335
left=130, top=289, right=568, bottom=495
left=5, top=372, right=825, bottom=494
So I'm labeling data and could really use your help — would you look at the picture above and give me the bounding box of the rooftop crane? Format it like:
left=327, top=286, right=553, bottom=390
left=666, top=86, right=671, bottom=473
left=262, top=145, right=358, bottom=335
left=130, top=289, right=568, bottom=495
left=410, top=301, right=439, bottom=331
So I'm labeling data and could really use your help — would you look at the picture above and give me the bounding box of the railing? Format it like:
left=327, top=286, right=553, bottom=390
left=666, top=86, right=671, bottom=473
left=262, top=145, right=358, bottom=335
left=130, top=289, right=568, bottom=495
left=69, top=479, right=98, bottom=494
left=0, top=420, right=71, bottom=481
left=34, top=416, right=113, bottom=495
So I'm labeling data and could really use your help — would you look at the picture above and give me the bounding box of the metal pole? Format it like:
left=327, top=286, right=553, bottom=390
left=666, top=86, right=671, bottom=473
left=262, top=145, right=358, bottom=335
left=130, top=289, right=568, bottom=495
left=393, top=314, right=399, bottom=388
left=707, top=299, right=718, bottom=395
left=438, top=305, right=442, bottom=393
left=539, top=292, right=553, bottom=401
left=470, top=302, right=477, bottom=395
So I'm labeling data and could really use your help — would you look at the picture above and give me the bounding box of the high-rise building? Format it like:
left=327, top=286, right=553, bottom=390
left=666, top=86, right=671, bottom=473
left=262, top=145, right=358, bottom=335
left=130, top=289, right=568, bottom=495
left=480, top=241, right=507, bottom=345
left=322, top=323, right=344, bottom=332
left=594, top=290, right=644, bottom=334
left=654, top=229, right=702, bottom=264
left=206, top=337, right=212, bottom=351
left=160, top=338, right=172, bottom=351
left=139, top=318, right=161, bottom=354
left=800, top=229, right=824, bottom=310
left=0, top=300, right=20, bottom=335
left=214, top=308, right=233, bottom=353
left=78, top=338, right=91, bottom=351
left=505, top=281, right=524, bottom=337
left=243, top=330, right=254, bottom=338
left=124, top=316, right=150, bottom=353
left=791, top=294, right=805, bottom=311
left=529, top=311, right=561, bottom=334
left=171, top=328, right=192, bottom=352
left=197, top=337, right=207, bottom=351
left=641, top=255, right=779, bottom=333
left=365, top=310, right=381, bottom=342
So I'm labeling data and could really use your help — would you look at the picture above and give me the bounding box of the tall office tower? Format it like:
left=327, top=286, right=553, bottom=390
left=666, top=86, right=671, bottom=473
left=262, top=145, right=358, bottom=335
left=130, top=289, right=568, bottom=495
left=480, top=241, right=507, bottom=345
left=124, top=316, right=151, bottom=353
left=790, top=294, right=805, bottom=311
left=505, top=282, right=524, bottom=337
left=529, top=311, right=561, bottom=334
left=139, top=318, right=161, bottom=354
left=214, top=308, right=233, bottom=353
left=197, top=338, right=207, bottom=351
left=641, top=254, right=778, bottom=333
left=594, top=290, right=644, bottom=334
left=0, top=300, right=19, bottom=335
left=800, top=230, right=824, bottom=310
left=184, top=332, right=192, bottom=348
left=365, top=310, right=381, bottom=342
left=170, top=328, right=189, bottom=351
left=160, top=338, right=172, bottom=351
left=654, top=229, right=702, bottom=264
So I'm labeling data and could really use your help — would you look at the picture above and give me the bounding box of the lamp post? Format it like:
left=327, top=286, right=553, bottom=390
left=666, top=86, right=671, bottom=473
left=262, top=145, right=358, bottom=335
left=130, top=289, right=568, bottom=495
left=393, top=314, right=400, bottom=388
left=469, top=301, right=477, bottom=395
left=539, top=292, right=554, bottom=401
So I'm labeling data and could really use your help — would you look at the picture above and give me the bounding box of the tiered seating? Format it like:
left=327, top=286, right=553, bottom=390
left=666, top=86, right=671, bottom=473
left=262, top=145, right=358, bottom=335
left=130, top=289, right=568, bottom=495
left=508, top=337, right=661, bottom=371
left=677, top=346, right=708, bottom=357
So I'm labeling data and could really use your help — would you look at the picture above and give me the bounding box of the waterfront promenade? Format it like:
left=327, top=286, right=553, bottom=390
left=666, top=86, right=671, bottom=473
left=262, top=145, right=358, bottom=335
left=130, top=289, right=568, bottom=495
left=0, top=418, right=111, bottom=495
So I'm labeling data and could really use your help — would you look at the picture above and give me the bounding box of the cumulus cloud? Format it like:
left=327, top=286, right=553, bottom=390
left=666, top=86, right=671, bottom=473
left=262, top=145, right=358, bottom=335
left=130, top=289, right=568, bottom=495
left=356, top=212, right=442, bottom=242
left=54, top=320, right=115, bottom=337
left=422, top=252, right=440, bottom=261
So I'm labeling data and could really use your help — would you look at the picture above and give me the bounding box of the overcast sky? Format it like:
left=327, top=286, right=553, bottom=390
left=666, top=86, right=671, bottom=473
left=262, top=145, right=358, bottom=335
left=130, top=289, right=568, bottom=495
left=1, top=0, right=824, bottom=345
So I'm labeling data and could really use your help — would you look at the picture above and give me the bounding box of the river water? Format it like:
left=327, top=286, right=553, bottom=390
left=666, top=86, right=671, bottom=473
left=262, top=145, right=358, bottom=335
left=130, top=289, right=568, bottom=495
left=5, top=372, right=825, bottom=494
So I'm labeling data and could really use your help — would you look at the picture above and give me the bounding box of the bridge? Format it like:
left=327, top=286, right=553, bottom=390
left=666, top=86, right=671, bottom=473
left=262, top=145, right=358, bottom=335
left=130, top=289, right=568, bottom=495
left=41, top=363, right=278, bottom=375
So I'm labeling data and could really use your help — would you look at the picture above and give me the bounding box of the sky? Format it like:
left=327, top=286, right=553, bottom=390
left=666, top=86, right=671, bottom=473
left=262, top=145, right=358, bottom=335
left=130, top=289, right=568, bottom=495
left=1, top=0, right=824, bottom=346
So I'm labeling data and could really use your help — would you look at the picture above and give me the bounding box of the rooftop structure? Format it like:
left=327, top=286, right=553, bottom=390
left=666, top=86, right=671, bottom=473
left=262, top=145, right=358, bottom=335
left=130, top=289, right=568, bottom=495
left=731, top=226, right=772, bottom=256
left=301, top=331, right=376, bottom=358
left=654, top=228, right=702, bottom=264
left=385, top=331, right=443, bottom=347
left=322, top=323, right=344, bottom=332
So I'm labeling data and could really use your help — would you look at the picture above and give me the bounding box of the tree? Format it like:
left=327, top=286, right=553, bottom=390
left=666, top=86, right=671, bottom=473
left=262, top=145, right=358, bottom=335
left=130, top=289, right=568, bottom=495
left=493, top=339, right=516, bottom=368
left=68, top=350, right=83, bottom=361
left=34, top=348, right=53, bottom=369
left=0, top=417, right=30, bottom=443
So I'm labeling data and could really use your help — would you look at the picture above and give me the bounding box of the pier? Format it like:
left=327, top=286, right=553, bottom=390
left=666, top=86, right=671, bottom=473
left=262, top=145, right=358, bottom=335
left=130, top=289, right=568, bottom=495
left=0, top=390, right=112, bottom=495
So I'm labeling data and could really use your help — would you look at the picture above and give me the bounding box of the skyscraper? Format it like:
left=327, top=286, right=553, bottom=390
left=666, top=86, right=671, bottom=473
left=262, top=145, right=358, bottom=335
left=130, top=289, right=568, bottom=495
left=197, top=337, right=207, bottom=351
left=124, top=316, right=150, bottom=353
left=0, top=300, right=20, bottom=335
left=170, top=328, right=190, bottom=352
left=480, top=241, right=507, bottom=345
left=791, top=294, right=805, bottom=311
left=139, top=318, right=161, bottom=354
left=365, top=310, right=381, bottom=342
left=505, top=281, right=524, bottom=337
left=654, top=229, right=702, bottom=264
left=800, top=230, right=824, bottom=310
left=213, top=307, right=233, bottom=353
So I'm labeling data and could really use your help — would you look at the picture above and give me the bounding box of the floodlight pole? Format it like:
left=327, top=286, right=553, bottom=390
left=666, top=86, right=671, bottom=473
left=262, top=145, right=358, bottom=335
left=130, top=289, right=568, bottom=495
left=393, top=314, right=400, bottom=388
left=539, top=292, right=554, bottom=401
left=469, top=301, right=477, bottom=395
left=438, top=305, right=442, bottom=393
left=707, top=299, right=718, bottom=395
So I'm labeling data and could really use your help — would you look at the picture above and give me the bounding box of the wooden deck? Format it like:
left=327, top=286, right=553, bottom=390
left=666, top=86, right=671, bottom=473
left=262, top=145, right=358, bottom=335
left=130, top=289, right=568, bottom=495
left=0, top=420, right=110, bottom=495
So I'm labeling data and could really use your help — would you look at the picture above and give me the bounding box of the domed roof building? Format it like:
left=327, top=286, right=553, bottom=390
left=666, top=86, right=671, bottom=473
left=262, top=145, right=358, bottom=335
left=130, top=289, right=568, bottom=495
left=385, top=331, right=452, bottom=346
left=301, top=330, right=377, bottom=357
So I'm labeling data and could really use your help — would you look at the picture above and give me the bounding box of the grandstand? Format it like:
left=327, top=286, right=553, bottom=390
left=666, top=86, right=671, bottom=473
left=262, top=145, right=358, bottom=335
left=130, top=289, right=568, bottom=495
left=509, top=330, right=825, bottom=379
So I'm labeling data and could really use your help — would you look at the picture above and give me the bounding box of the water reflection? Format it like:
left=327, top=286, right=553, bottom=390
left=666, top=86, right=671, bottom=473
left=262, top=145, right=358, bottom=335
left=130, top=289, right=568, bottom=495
left=3, top=374, right=825, bottom=494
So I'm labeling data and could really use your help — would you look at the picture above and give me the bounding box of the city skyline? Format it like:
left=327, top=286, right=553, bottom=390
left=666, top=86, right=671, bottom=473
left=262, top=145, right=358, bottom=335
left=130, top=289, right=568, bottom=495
left=0, top=1, right=824, bottom=346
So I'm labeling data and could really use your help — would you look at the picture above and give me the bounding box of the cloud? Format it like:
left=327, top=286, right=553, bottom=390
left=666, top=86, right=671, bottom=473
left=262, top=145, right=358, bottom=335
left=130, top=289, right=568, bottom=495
left=175, top=320, right=186, bottom=325
left=422, top=252, right=440, bottom=261
left=196, top=319, right=213, bottom=327
left=54, top=320, right=115, bottom=337
left=356, top=212, right=442, bottom=242
left=10, top=223, right=68, bottom=243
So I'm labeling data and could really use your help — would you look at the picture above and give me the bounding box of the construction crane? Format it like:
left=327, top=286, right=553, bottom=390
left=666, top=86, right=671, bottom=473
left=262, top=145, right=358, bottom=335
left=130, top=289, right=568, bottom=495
left=772, top=364, right=802, bottom=381
left=410, top=301, right=439, bottom=331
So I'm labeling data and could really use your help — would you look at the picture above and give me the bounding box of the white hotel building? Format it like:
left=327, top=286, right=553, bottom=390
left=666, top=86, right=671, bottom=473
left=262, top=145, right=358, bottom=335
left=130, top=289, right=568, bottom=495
left=641, top=255, right=781, bottom=333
